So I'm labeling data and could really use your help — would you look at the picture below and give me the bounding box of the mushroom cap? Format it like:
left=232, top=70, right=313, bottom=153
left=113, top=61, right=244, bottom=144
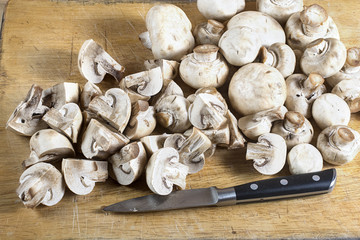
left=197, top=0, right=245, bottom=21
left=193, top=20, right=225, bottom=46
left=287, top=143, right=323, bottom=175
left=140, top=134, right=170, bottom=156
left=256, top=0, right=303, bottom=25
left=80, top=81, right=102, bottom=110
left=228, top=63, right=287, bottom=116
left=227, top=11, right=286, bottom=47
left=150, top=79, right=184, bottom=106
left=16, top=162, right=65, bottom=208
left=62, top=158, right=108, bottom=195
left=42, top=82, right=80, bottom=109
left=301, top=38, right=347, bottom=78
left=332, top=79, right=360, bottom=113
left=144, top=59, right=180, bottom=80
left=312, top=93, right=351, bottom=130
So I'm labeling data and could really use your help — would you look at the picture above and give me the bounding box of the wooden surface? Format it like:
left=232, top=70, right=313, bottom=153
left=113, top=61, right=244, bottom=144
left=1, top=0, right=360, bottom=239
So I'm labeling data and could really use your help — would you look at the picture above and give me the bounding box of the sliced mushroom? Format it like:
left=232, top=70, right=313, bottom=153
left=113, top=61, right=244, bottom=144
left=24, top=129, right=75, bottom=168
left=109, top=142, right=147, bottom=185
left=317, top=125, right=360, bottom=165
left=332, top=79, right=360, bottom=113
left=16, top=162, right=65, bottom=208
left=246, top=133, right=287, bottom=175
left=226, top=110, right=246, bottom=149
left=144, top=59, right=179, bottom=80
left=184, top=124, right=230, bottom=146
left=193, top=19, right=225, bottom=46
left=287, top=143, right=323, bottom=175
left=42, top=103, right=83, bottom=143
left=140, top=134, right=170, bottom=156
left=163, top=134, right=186, bottom=150
left=301, top=38, right=347, bottom=78
left=197, top=0, right=245, bottom=22
left=62, top=158, right=108, bottom=195
left=6, top=84, right=49, bottom=136
left=238, top=106, right=288, bottom=141
left=88, top=88, right=131, bottom=133
left=80, top=81, right=102, bottom=110
left=150, top=79, right=184, bottom=106
left=42, top=82, right=80, bottom=109
left=81, top=119, right=129, bottom=160
left=118, top=80, right=151, bottom=104
left=180, top=44, right=229, bottom=89
left=146, top=147, right=189, bottom=195
left=194, top=87, right=228, bottom=109
left=285, top=73, right=327, bottom=118
left=312, top=93, right=351, bottom=130
left=78, top=39, right=125, bottom=83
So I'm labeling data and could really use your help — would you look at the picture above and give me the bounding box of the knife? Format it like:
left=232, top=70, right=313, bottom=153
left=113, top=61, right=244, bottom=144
left=103, top=168, right=337, bottom=213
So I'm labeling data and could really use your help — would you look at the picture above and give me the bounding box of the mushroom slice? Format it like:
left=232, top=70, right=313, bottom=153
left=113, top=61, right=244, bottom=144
left=238, top=106, right=288, bottom=140
left=80, top=81, right=102, bottom=110
left=194, top=19, right=225, bottom=46
left=81, top=119, right=129, bottom=160
left=42, top=82, right=80, bottom=109
left=155, top=95, right=191, bottom=133
left=194, top=87, right=228, bottom=109
left=122, top=67, right=163, bottom=97
left=312, top=93, right=351, bottom=130
left=24, top=129, right=75, bottom=168
left=163, top=134, right=186, bottom=150
left=6, top=84, right=49, bottom=136
left=42, top=103, right=83, bottom=143
left=332, top=79, right=360, bottom=113
left=78, top=39, right=125, bottom=83
left=124, top=100, right=156, bottom=140
left=287, top=144, right=323, bottom=175
left=226, top=110, right=246, bottom=149
left=144, top=59, right=180, bottom=80
left=271, top=111, right=314, bottom=149
left=285, top=73, right=327, bottom=118
left=184, top=125, right=230, bottom=146
left=197, top=0, right=245, bottom=22
left=301, top=38, right=347, bottom=78
left=140, top=134, right=170, bottom=156
left=150, top=79, right=184, bottom=106
left=246, top=133, right=287, bottom=175
left=62, top=158, right=108, bottom=195
left=317, top=125, right=360, bottom=165
left=109, top=142, right=147, bottom=185
left=118, top=80, right=151, bottom=105
left=88, top=88, right=131, bottom=133
left=16, top=162, right=65, bottom=208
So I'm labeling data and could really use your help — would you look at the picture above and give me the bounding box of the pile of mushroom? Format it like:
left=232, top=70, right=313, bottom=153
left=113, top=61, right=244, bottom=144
left=7, top=1, right=360, bottom=208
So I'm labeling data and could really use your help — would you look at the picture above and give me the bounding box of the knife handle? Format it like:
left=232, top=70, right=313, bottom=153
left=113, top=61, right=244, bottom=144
left=231, top=168, right=337, bottom=204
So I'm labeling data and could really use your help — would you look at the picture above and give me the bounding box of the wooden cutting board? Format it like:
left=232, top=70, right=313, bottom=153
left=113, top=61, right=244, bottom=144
left=1, top=0, right=360, bottom=239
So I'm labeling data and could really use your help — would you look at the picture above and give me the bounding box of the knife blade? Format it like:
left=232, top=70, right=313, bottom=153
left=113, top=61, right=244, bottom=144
left=103, top=168, right=337, bottom=213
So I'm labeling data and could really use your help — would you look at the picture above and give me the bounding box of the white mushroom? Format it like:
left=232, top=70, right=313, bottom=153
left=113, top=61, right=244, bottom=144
left=146, top=147, right=189, bottom=195
left=246, top=133, right=287, bottom=175
left=16, top=162, right=65, bottom=208
left=197, top=0, right=245, bottom=22
left=144, top=59, right=179, bottom=80
left=150, top=79, right=184, bottom=106
left=184, top=124, right=230, bottom=146
left=78, top=39, right=125, bottom=83
left=163, top=134, right=186, bottom=150
left=317, top=125, right=360, bottom=165
left=312, top=93, right=351, bottom=130
left=24, top=129, right=75, bottom=168
left=226, top=110, right=246, bottom=149
left=332, top=79, right=360, bottom=113
left=118, top=80, right=151, bottom=105
left=80, top=81, right=102, bottom=110
left=287, top=143, right=323, bottom=175
left=42, top=82, right=80, bottom=109
left=140, top=134, right=170, bottom=156
left=194, top=87, right=228, bottom=109
left=62, top=158, right=108, bottom=195
left=193, top=19, right=225, bottom=46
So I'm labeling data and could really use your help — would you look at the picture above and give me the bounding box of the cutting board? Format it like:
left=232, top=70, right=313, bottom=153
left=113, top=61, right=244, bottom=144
left=1, top=0, right=360, bottom=239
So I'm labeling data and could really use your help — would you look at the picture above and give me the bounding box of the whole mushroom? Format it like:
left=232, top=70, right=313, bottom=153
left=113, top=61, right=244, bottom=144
left=197, top=0, right=245, bottom=22
left=332, top=79, right=360, bottom=113
left=287, top=143, right=323, bottom=175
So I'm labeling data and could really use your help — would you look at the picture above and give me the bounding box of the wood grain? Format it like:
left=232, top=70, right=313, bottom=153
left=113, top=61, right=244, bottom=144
left=1, top=0, right=360, bottom=239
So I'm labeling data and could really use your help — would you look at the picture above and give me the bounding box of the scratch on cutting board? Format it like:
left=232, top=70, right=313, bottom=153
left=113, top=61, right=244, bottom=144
left=72, top=197, right=81, bottom=234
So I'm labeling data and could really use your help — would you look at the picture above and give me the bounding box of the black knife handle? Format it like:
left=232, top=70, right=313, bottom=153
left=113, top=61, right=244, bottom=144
left=233, top=168, right=337, bottom=204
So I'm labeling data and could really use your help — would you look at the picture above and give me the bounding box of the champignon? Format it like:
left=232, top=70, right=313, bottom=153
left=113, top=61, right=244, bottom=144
left=332, top=79, right=360, bottom=113
left=194, top=87, right=228, bottom=109
left=163, top=134, right=186, bottom=150
left=80, top=81, right=102, bottom=110
left=287, top=143, right=323, bottom=175
left=146, top=147, right=189, bottom=195
left=197, top=0, right=245, bottom=22
left=42, top=82, right=80, bottom=109
left=140, top=134, right=170, bottom=156
left=226, top=110, right=246, bottom=149
left=62, top=158, right=108, bottom=195
left=144, top=59, right=180, bottom=80
left=184, top=124, right=230, bottom=146
left=193, top=20, right=225, bottom=46
left=150, top=79, right=184, bottom=106
left=246, top=133, right=287, bottom=175
left=118, top=80, right=151, bottom=104
left=78, top=39, right=125, bottom=83
left=16, top=162, right=65, bottom=208
left=317, top=125, right=360, bottom=165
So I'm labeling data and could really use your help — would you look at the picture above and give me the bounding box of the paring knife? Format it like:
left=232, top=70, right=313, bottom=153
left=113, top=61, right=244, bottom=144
left=103, top=168, right=337, bottom=213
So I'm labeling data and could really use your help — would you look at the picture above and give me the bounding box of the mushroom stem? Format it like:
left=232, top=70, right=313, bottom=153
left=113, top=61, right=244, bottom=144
left=246, top=142, right=273, bottom=166
left=302, top=73, right=325, bottom=90
left=95, top=52, right=125, bottom=81
left=260, top=47, right=277, bottom=67
left=193, top=45, right=219, bottom=62
left=306, top=38, right=329, bottom=56
left=329, top=127, right=355, bottom=151
left=300, top=5, right=329, bottom=37
left=343, top=47, right=360, bottom=73
left=283, top=111, right=305, bottom=134
left=205, top=19, right=224, bottom=34
left=139, top=31, right=152, bottom=50
left=165, top=161, right=188, bottom=190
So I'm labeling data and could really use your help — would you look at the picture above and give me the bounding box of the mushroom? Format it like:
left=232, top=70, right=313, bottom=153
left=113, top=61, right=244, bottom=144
left=81, top=119, right=129, bottom=160
left=218, top=26, right=261, bottom=67
left=144, top=59, right=179, bottom=80
left=140, top=134, right=170, bottom=156
left=154, top=95, right=191, bottom=133
left=121, top=67, right=163, bottom=97
left=109, top=142, right=147, bottom=185
left=287, top=143, right=323, bottom=175
left=312, top=93, right=351, bottom=130
left=317, top=125, right=360, bottom=165
left=139, top=4, right=195, bottom=61
left=194, top=87, right=228, bottom=109
left=88, top=88, right=131, bottom=133
left=42, top=82, right=80, bottom=109
left=228, top=63, right=287, bottom=116
left=293, top=49, right=303, bottom=74
left=246, top=133, right=287, bottom=175
left=118, top=80, right=151, bottom=104
left=258, top=43, right=296, bottom=78
left=271, top=111, right=314, bottom=149
left=226, top=110, right=246, bottom=149
left=193, top=19, right=225, bottom=46
left=256, top=0, right=303, bottom=26
left=179, top=45, right=229, bottom=89
left=80, top=81, right=102, bottom=110
left=197, top=0, right=245, bottom=22
left=285, top=4, right=340, bottom=51
left=184, top=124, right=230, bottom=146
left=150, top=79, right=184, bottom=106
left=62, top=158, right=108, bottom=195
left=332, top=79, right=360, bottom=113
left=146, top=147, right=189, bottom=195
left=6, top=84, right=49, bottom=136
left=238, top=106, right=288, bottom=140
left=16, top=162, right=65, bottom=208
left=42, top=103, right=83, bottom=143
left=163, top=134, right=186, bottom=150
left=124, top=100, right=156, bottom=140
left=300, top=38, right=347, bottom=78
left=78, top=39, right=125, bottom=83
left=285, top=73, right=327, bottom=118
left=23, top=129, right=75, bottom=168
